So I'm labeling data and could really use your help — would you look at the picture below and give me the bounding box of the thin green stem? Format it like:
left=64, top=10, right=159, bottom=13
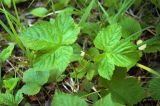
left=79, top=0, right=96, bottom=26
left=97, top=1, right=111, bottom=24
left=81, top=89, right=101, bottom=98
left=12, top=0, right=23, bottom=31
left=136, top=63, right=160, bottom=77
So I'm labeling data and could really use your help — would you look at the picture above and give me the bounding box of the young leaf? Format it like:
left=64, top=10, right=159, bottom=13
left=3, top=77, right=19, bottom=91
left=94, top=24, right=122, bottom=51
left=149, top=78, right=160, bottom=99
left=94, top=24, right=140, bottom=80
left=30, top=7, right=48, bottom=17
left=0, top=43, right=14, bottom=63
left=93, top=93, right=124, bottom=106
left=53, top=11, right=80, bottom=45
left=52, top=92, right=88, bottom=106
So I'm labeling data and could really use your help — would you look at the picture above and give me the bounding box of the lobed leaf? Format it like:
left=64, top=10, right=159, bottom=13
left=94, top=24, right=122, bottom=51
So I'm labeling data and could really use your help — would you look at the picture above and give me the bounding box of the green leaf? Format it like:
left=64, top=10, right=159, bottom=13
left=21, top=83, right=41, bottom=95
left=53, top=11, right=80, bottom=45
left=94, top=24, right=140, bottom=79
left=30, top=7, right=48, bottom=17
left=52, top=92, right=88, bottom=106
left=93, top=93, right=124, bottom=106
left=0, top=43, right=14, bottom=63
left=0, top=93, right=15, bottom=106
left=149, top=78, right=160, bottom=99
left=3, top=77, right=19, bottom=91
left=119, top=16, right=142, bottom=40
left=23, top=69, right=49, bottom=85
left=144, top=35, right=160, bottom=53
left=98, top=57, right=115, bottom=80
left=105, top=74, right=144, bottom=105
left=94, top=24, right=122, bottom=51
left=21, top=69, right=49, bottom=95
left=86, top=69, right=95, bottom=80
left=20, top=11, right=80, bottom=50
left=20, top=21, right=60, bottom=50
left=2, top=0, right=11, bottom=8
left=111, top=41, right=140, bottom=67
left=15, top=91, right=23, bottom=105
left=33, top=46, right=73, bottom=81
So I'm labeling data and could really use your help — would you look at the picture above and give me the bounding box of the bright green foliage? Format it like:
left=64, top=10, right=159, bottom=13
left=52, top=92, right=88, bottom=106
left=33, top=46, right=73, bottom=81
left=20, top=21, right=59, bottom=50
left=93, top=93, right=124, bottom=106
left=0, top=43, right=14, bottom=63
left=21, top=69, right=49, bottom=95
left=149, top=78, right=160, bottom=99
left=20, top=10, right=80, bottom=94
left=94, top=24, right=121, bottom=51
left=119, top=16, right=142, bottom=40
left=104, top=73, right=144, bottom=105
left=94, top=24, right=140, bottom=80
left=3, top=78, right=19, bottom=91
left=20, top=12, right=80, bottom=50
left=0, top=91, right=23, bottom=106
left=30, top=7, right=48, bottom=17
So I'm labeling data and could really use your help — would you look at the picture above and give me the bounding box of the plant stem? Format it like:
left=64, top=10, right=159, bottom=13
left=79, top=0, right=95, bottom=26
left=0, top=64, right=2, bottom=91
left=136, top=63, right=160, bottom=77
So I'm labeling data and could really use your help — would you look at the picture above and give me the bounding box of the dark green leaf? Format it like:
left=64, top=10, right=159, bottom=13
left=106, top=75, right=144, bottom=105
left=149, top=78, right=160, bottom=99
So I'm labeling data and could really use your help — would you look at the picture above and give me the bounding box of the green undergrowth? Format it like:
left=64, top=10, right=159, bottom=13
left=0, top=0, right=160, bottom=106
